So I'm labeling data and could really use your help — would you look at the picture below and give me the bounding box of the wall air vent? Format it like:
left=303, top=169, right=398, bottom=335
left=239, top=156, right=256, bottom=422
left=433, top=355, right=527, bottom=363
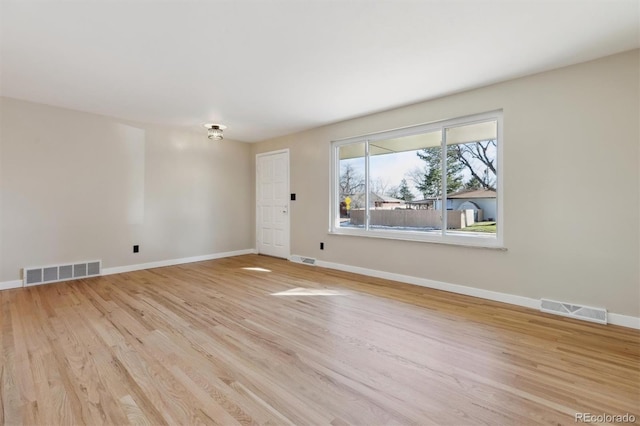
left=540, top=298, right=607, bottom=324
left=23, top=260, right=101, bottom=287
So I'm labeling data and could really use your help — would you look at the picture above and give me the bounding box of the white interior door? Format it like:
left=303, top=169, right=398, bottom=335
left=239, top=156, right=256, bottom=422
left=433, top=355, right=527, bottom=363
left=256, top=150, right=290, bottom=259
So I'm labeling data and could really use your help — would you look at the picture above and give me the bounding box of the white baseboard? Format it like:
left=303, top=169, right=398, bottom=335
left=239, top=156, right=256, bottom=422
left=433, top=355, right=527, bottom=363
left=290, top=255, right=639, bottom=330
left=0, top=280, right=23, bottom=290
left=101, top=249, right=256, bottom=275
left=607, top=313, right=640, bottom=329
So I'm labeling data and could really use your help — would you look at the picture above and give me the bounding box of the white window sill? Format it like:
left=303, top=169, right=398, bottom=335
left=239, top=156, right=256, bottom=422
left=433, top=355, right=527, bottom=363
left=329, top=227, right=507, bottom=250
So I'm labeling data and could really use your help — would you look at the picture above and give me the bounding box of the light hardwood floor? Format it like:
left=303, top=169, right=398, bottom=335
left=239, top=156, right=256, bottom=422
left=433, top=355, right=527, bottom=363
left=1, top=254, right=638, bottom=425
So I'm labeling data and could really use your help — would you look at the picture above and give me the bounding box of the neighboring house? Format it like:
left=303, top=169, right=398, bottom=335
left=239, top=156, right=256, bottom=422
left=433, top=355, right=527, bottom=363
left=345, top=193, right=405, bottom=210
left=447, top=189, right=497, bottom=221
left=416, top=189, right=498, bottom=221
left=406, top=198, right=436, bottom=210
left=411, top=189, right=497, bottom=221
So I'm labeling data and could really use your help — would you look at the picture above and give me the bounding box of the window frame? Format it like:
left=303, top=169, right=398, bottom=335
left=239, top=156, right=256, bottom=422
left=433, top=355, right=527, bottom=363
left=330, top=110, right=504, bottom=248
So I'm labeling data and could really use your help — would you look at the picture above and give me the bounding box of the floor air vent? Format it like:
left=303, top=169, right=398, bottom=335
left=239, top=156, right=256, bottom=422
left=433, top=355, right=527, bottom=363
left=24, top=260, right=101, bottom=287
left=540, top=298, right=607, bottom=324
left=301, top=257, right=317, bottom=265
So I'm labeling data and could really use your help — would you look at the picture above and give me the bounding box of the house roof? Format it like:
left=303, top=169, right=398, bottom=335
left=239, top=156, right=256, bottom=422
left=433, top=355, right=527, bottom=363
left=375, top=194, right=404, bottom=203
left=347, top=193, right=404, bottom=203
left=447, top=189, right=497, bottom=199
left=406, top=199, right=434, bottom=205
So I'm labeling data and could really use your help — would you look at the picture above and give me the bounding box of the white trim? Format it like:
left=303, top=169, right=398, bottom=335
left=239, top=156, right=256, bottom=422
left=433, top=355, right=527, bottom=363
left=329, top=142, right=338, bottom=233
left=291, top=254, right=639, bottom=330
left=256, top=148, right=290, bottom=156
left=332, top=111, right=501, bottom=145
left=330, top=110, right=503, bottom=247
left=365, top=140, right=370, bottom=230
left=0, top=280, right=23, bottom=290
left=607, top=313, right=640, bottom=329
left=441, top=125, right=449, bottom=231
left=495, top=112, right=504, bottom=246
left=314, top=257, right=538, bottom=309
left=102, top=249, right=256, bottom=275
left=328, top=227, right=506, bottom=249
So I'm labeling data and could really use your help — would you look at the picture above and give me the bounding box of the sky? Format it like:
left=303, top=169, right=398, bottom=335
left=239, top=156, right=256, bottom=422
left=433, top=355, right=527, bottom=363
left=341, top=150, right=424, bottom=197
left=370, top=151, right=424, bottom=193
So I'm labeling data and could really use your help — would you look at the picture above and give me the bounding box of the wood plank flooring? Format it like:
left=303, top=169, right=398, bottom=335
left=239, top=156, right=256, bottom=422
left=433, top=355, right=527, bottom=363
left=1, top=254, right=638, bottom=425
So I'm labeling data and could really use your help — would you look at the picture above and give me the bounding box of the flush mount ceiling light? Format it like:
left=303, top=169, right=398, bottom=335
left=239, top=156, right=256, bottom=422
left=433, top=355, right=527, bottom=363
left=204, top=123, right=227, bottom=140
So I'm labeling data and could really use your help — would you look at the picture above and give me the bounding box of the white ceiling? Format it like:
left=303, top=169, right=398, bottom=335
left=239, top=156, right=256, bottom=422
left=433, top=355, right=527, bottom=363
left=1, top=1, right=638, bottom=142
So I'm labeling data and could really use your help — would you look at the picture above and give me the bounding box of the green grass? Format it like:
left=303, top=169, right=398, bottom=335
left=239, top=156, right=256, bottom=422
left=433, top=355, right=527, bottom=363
left=457, top=221, right=496, bottom=233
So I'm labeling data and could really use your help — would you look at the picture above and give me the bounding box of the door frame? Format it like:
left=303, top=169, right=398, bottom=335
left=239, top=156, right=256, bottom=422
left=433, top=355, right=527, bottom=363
left=255, top=149, right=290, bottom=259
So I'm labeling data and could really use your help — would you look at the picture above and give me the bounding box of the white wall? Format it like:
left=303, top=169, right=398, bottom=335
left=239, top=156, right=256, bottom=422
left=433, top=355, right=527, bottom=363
left=0, top=97, right=253, bottom=282
left=252, top=50, right=640, bottom=317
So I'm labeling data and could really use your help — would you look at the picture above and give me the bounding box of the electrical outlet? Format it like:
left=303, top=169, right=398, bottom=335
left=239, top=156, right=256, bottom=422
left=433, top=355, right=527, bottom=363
left=320, top=242, right=324, bottom=250
left=133, top=245, right=139, bottom=253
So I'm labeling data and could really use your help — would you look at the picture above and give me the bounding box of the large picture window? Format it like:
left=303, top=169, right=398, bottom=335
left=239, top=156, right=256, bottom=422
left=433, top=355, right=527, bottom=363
left=331, top=111, right=502, bottom=247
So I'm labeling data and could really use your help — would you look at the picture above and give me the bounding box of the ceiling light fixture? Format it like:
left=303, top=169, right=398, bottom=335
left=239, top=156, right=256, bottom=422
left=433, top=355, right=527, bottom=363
left=204, top=123, right=227, bottom=140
